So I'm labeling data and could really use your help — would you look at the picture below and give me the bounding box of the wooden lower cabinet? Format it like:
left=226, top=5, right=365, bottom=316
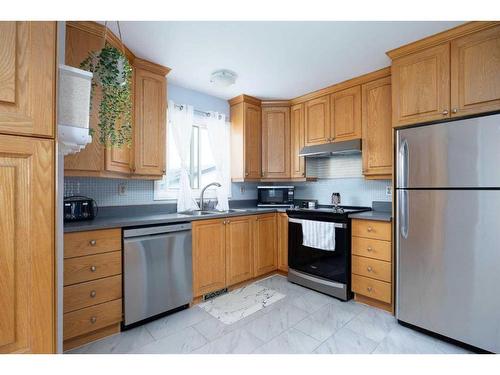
left=63, top=229, right=123, bottom=351
left=277, top=213, right=288, bottom=272
left=192, top=213, right=281, bottom=298
left=192, top=218, right=227, bottom=297
left=254, top=214, right=278, bottom=277
left=0, top=135, right=55, bottom=354
left=225, top=216, right=254, bottom=286
left=351, top=219, right=393, bottom=313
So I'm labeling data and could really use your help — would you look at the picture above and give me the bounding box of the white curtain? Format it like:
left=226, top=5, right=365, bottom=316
left=206, top=111, right=230, bottom=211
left=168, top=100, right=199, bottom=212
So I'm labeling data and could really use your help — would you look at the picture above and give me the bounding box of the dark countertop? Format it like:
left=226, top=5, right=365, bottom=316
left=64, top=207, right=286, bottom=233
left=348, top=210, right=392, bottom=222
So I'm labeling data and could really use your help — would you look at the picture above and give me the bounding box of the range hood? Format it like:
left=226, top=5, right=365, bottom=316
left=299, top=139, right=361, bottom=157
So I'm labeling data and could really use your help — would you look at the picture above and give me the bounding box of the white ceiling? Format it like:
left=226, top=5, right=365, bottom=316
left=104, top=21, right=463, bottom=100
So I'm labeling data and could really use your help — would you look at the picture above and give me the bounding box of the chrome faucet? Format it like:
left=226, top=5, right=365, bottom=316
left=200, top=182, right=222, bottom=210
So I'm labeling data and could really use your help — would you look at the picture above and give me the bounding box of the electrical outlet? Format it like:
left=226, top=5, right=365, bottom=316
left=118, top=182, right=127, bottom=196
left=386, top=185, right=392, bottom=196
left=240, top=185, right=246, bottom=194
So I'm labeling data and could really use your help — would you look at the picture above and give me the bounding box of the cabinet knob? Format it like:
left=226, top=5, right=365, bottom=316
left=367, top=266, right=373, bottom=273
left=302, top=172, right=305, bottom=177
left=90, top=316, right=97, bottom=324
left=162, top=169, right=166, bottom=174
left=367, top=226, right=373, bottom=232
left=90, top=265, right=97, bottom=272
left=367, top=246, right=373, bottom=252
left=245, top=172, right=249, bottom=177
left=89, top=240, right=97, bottom=246
left=367, top=286, right=373, bottom=292
left=452, top=108, right=458, bottom=114
left=90, top=290, right=96, bottom=298
left=442, top=109, right=449, bottom=115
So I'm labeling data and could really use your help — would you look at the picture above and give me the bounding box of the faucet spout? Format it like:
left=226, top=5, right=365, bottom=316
left=200, top=182, right=222, bottom=210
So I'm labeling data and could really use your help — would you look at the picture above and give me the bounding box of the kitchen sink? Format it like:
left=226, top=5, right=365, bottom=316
left=179, top=210, right=214, bottom=216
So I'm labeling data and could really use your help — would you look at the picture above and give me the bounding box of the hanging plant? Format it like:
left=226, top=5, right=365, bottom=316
left=80, top=43, right=133, bottom=147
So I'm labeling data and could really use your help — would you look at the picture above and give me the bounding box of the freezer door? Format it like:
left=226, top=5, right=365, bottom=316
left=396, top=113, right=500, bottom=189
left=396, top=189, right=500, bottom=352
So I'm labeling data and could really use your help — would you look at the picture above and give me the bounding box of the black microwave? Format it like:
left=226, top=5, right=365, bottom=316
left=257, top=186, right=295, bottom=207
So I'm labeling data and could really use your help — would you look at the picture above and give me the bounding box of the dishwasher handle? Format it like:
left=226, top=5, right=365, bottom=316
left=124, top=223, right=191, bottom=238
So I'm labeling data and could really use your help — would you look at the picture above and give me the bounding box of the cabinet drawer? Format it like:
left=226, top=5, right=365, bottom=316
left=352, top=274, right=391, bottom=304
left=63, top=299, right=122, bottom=340
left=352, top=255, right=391, bottom=282
left=352, top=236, right=391, bottom=261
left=64, top=251, right=122, bottom=286
left=64, top=229, right=121, bottom=259
left=352, top=219, right=391, bottom=241
left=63, top=275, right=122, bottom=313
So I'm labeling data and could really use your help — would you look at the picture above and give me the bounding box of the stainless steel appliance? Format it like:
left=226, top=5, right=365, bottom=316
left=257, top=186, right=294, bottom=207
left=63, top=196, right=97, bottom=222
left=396, top=113, right=500, bottom=353
left=287, top=205, right=371, bottom=300
left=123, top=223, right=193, bottom=327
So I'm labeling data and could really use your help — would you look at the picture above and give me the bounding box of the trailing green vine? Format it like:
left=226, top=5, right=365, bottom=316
left=80, top=43, right=133, bottom=147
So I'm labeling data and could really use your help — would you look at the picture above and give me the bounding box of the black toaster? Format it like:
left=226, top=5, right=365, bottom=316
left=64, top=196, right=98, bottom=222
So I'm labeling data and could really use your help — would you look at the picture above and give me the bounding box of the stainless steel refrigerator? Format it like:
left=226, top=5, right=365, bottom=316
left=396, top=113, right=500, bottom=353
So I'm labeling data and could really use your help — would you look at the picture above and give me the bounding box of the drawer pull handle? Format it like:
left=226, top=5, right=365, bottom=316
left=89, top=240, right=97, bottom=246
left=90, top=265, right=97, bottom=272
left=90, top=316, right=97, bottom=324
left=90, top=290, right=96, bottom=298
left=367, top=246, right=373, bottom=252
left=367, top=286, right=373, bottom=292
left=367, top=227, right=373, bottom=232
left=367, top=266, right=373, bottom=272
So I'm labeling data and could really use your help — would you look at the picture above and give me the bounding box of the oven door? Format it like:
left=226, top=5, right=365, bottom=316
left=288, top=217, right=350, bottom=285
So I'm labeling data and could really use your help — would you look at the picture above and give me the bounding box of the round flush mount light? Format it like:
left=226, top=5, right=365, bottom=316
left=210, top=69, right=237, bottom=87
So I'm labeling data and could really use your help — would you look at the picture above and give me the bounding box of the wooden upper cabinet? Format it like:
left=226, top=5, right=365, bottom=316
left=290, top=103, right=305, bottom=178
left=304, top=95, right=330, bottom=146
left=261, top=106, right=291, bottom=179
left=253, top=214, right=277, bottom=277
left=230, top=95, right=262, bottom=181
left=451, top=25, right=500, bottom=117
left=362, top=76, right=392, bottom=179
left=225, top=216, right=254, bottom=286
left=391, top=43, right=450, bottom=127
left=0, top=22, right=56, bottom=138
left=192, top=219, right=226, bottom=297
left=133, top=63, right=167, bottom=177
left=0, top=135, right=54, bottom=353
left=330, top=85, right=361, bottom=141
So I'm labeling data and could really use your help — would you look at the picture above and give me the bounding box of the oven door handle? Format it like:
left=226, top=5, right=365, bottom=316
left=288, top=217, right=347, bottom=229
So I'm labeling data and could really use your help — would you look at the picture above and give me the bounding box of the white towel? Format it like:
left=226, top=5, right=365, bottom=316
left=301, top=219, right=336, bottom=251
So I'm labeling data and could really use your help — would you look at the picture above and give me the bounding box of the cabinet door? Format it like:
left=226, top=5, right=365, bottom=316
left=192, top=219, right=226, bottom=297
left=291, top=104, right=305, bottom=178
left=226, top=216, right=253, bottom=286
left=451, top=25, right=500, bottom=117
left=0, top=135, right=54, bottom=353
left=261, top=106, right=290, bottom=179
left=0, top=22, right=56, bottom=138
left=277, top=213, right=288, bottom=272
left=244, top=103, right=262, bottom=179
left=362, top=76, right=393, bottom=178
left=330, top=86, right=361, bottom=141
left=133, top=67, right=166, bottom=176
left=304, top=95, right=330, bottom=146
left=64, top=23, right=104, bottom=172
left=254, top=214, right=277, bottom=277
left=392, top=43, right=450, bottom=127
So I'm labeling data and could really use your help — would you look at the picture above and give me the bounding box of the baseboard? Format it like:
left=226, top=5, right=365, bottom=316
left=354, top=293, right=393, bottom=314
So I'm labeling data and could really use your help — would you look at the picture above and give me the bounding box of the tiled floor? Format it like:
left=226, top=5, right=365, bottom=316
left=67, top=275, right=471, bottom=354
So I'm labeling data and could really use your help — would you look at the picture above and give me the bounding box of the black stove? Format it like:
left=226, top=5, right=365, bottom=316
left=286, top=205, right=371, bottom=301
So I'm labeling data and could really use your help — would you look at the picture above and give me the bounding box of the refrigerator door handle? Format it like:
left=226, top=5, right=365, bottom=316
left=398, top=138, right=409, bottom=188
left=399, top=189, right=409, bottom=239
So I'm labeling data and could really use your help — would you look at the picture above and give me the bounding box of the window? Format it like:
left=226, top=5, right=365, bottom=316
left=154, top=117, right=230, bottom=200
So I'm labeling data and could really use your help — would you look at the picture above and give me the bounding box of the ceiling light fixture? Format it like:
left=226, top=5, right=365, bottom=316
left=210, top=69, right=237, bottom=87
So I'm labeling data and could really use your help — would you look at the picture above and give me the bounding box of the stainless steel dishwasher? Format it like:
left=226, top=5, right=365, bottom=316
left=123, top=223, right=192, bottom=327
